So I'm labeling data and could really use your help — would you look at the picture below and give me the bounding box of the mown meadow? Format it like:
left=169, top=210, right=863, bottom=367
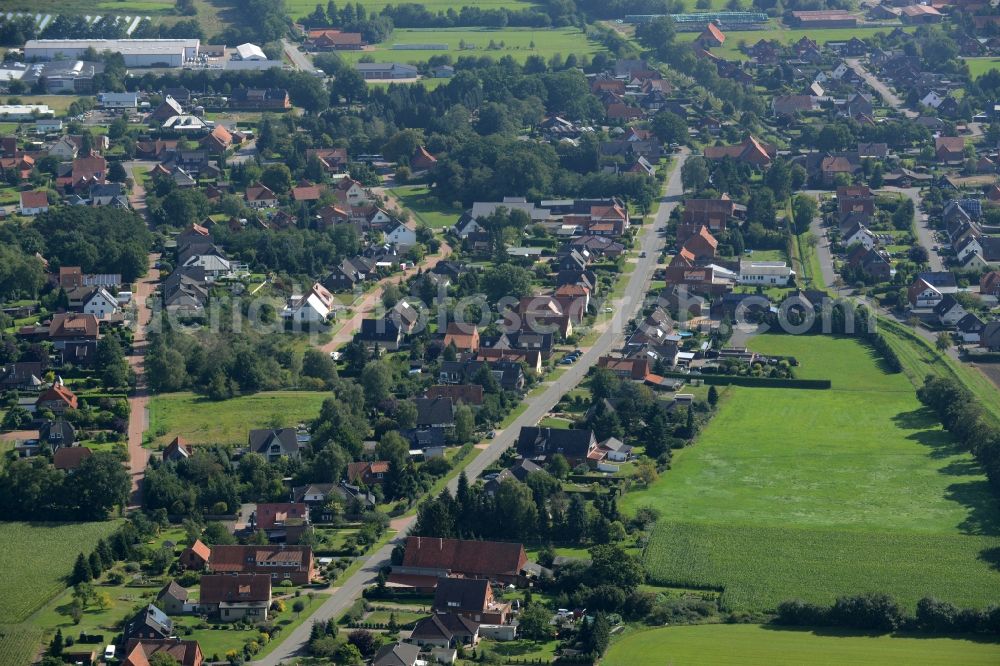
left=626, top=334, right=1000, bottom=612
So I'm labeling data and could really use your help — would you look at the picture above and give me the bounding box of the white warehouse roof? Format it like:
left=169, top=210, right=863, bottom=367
left=235, top=43, right=267, bottom=60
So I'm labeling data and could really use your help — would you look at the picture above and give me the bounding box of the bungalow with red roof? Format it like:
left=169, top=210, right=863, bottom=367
left=123, top=639, right=203, bottom=666
left=245, top=183, right=277, bottom=208
left=292, top=182, right=322, bottom=202
left=199, top=574, right=271, bottom=621
left=19, top=190, right=49, bottom=216
left=53, top=446, right=92, bottom=470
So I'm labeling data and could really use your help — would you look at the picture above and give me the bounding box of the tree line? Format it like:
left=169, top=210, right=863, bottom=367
left=776, top=594, right=1000, bottom=635
left=0, top=452, right=130, bottom=521
left=918, top=375, right=1000, bottom=497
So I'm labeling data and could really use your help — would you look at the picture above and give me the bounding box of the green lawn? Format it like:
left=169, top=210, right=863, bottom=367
left=390, top=184, right=462, bottom=229
left=604, top=625, right=1000, bottom=666
left=286, top=0, right=535, bottom=18
left=967, top=57, right=1000, bottom=80
left=147, top=391, right=328, bottom=448
left=334, top=27, right=601, bottom=64
left=625, top=334, right=1000, bottom=612
left=0, top=521, right=123, bottom=624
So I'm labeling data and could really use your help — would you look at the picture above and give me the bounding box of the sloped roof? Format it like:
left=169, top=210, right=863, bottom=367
left=199, top=573, right=271, bottom=604
left=401, top=536, right=527, bottom=577
left=53, top=446, right=92, bottom=470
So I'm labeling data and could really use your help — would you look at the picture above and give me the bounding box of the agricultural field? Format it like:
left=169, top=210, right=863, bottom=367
left=966, top=57, right=1000, bottom=80
left=333, top=27, right=601, bottom=65
left=604, top=625, right=1000, bottom=666
left=0, top=625, right=43, bottom=666
left=625, top=334, right=1000, bottom=611
left=3, top=1, right=174, bottom=14
left=0, top=521, right=122, bottom=624
left=285, top=0, right=537, bottom=18
left=676, top=26, right=912, bottom=61
left=147, top=390, right=328, bottom=448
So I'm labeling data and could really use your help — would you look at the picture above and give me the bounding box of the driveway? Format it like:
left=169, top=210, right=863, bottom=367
left=253, top=149, right=690, bottom=666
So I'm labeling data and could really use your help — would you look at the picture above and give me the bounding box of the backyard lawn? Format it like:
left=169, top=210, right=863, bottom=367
left=966, top=57, right=1000, bottom=80
left=147, top=391, right=328, bottom=448
left=604, top=624, right=1000, bottom=666
left=390, top=184, right=462, bottom=229
left=625, top=334, right=1000, bottom=611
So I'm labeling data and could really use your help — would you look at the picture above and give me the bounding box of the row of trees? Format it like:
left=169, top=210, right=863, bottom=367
left=918, top=376, right=1000, bottom=496
left=777, top=594, right=1000, bottom=634
left=0, top=452, right=130, bottom=521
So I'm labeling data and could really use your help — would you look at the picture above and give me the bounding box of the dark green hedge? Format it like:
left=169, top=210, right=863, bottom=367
left=660, top=372, right=831, bottom=390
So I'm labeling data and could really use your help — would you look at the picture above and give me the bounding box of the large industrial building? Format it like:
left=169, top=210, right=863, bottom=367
left=24, top=39, right=200, bottom=68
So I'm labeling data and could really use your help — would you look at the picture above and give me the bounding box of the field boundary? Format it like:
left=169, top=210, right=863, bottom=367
left=663, top=372, right=832, bottom=390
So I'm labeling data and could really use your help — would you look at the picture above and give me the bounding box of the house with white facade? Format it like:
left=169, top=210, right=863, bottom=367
left=19, top=190, right=49, bottom=216
left=83, top=288, right=121, bottom=320
left=385, top=220, right=417, bottom=246
left=739, top=261, right=795, bottom=286
left=283, top=283, right=336, bottom=323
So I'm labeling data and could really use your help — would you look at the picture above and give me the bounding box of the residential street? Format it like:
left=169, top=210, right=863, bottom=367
left=883, top=186, right=945, bottom=272
left=282, top=38, right=317, bottom=73
left=254, top=150, right=689, bottom=666
left=845, top=58, right=918, bottom=119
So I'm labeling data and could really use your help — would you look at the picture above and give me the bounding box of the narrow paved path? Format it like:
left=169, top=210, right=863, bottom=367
left=882, top=186, right=944, bottom=272
left=319, top=242, right=453, bottom=353
left=255, top=149, right=690, bottom=666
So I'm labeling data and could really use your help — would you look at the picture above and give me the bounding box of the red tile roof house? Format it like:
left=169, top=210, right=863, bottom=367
left=198, top=573, right=271, bottom=621
left=696, top=22, right=726, bottom=48
left=245, top=183, right=278, bottom=208
left=936, top=136, right=967, bottom=164
left=200, top=124, right=233, bottom=153
left=123, top=639, right=203, bottom=666
left=389, top=536, right=529, bottom=591
left=163, top=436, right=193, bottom=462
left=443, top=322, right=481, bottom=353
left=425, top=384, right=485, bottom=406
left=252, top=502, right=311, bottom=544
left=433, top=577, right=510, bottom=625
left=703, top=135, right=774, bottom=168
left=53, top=446, right=93, bottom=470
left=206, top=545, right=315, bottom=585
left=292, top=182, right=323, bottom=202
left=554, top=284, right=591, bottom=323
left=347, top=460, right=390, bottom=485
left=19, top=190, right=49, bottom=216
left=411, top=146, right=438, bottom=170
left=306, top=148, right=349, bottom=174
left=681, top=226, right=718, bottom=261
left=179, top=539, right=211, bottom=570
left=36, top=382, right=78, bottom=413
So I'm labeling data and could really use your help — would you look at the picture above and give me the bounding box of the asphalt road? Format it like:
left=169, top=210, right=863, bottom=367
left=883, top=186, right=945, bottom=272
left=845, top=58, right=918, bottom=119
left=282, top=39, right=317, bottom=73
left=254, top=149, right=689, bottom=665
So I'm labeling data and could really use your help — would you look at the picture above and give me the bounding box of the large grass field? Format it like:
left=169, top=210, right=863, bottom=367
left=147, top=390, right=328, bottom=448
left=334, top=27, right=601, bottom=65
left=604, top=625, right=1000, bottom=666
left=625, top=334, right=1000, bottom=611
left=0, top=521, right=122, bottom=624
left=677, top=26, right=912, bottom=61
left=3, top=1, right=174, bottom=13
left=286, top=0, right=537, bottom=18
